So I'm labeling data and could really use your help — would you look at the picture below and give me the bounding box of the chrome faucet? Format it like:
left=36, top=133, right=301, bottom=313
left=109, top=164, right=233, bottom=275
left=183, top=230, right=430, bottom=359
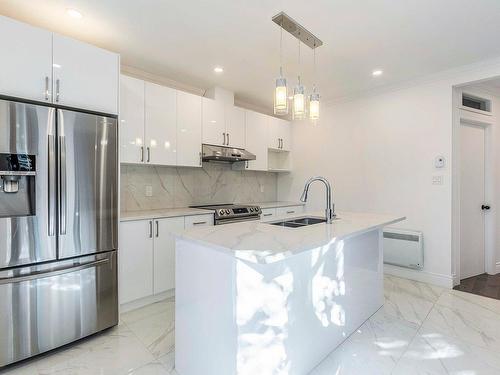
left=300, top=176, right=335, bottom=224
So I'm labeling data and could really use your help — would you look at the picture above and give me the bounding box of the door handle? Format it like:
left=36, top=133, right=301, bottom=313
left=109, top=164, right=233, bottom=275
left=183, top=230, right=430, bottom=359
left=149, top=221, right=153, bottom=238
left=48, top=133, right=56, bottom=236
left=45, top=76, right=50, bottom=101
left=147, top=147, right=151, bottom=163
left=227, top=133, right=230, bottom=145
left=482, top=205, right=491, bottom=210
left=223, top=132, right=226, bottom=145
left=140, top=146, right=144, bottom=162
left=55, top=79, right=60, bottom=102
left=155, top=221, right=159, bottom=237
left=58, top=134, right=67, bottom=235
left=199, top=151, right=202, bottom=166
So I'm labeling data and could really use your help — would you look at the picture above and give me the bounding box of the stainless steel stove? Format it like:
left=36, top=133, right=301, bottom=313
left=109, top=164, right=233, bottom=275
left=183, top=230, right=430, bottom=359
left=190, top=203, right=262, bottom=225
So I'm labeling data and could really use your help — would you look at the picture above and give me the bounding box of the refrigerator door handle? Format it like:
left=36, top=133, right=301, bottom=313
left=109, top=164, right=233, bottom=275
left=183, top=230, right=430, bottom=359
left=0, top=258, right=109, bottom=285
left=48, top=134, right=56, bottom=236
left=59, top=134, right=67, bottom=235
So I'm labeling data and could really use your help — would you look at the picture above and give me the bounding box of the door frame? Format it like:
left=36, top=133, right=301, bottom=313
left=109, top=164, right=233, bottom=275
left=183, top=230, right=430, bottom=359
left=452, top=87, right=496, bottom=285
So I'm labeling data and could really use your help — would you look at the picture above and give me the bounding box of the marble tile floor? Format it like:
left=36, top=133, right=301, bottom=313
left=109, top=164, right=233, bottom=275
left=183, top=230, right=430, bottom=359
left=4, top=275, right=500, bottom=374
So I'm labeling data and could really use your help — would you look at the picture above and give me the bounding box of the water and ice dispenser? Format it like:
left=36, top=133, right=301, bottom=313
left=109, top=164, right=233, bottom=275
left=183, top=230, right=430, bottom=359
left=0, top=153, right=36, bottom=217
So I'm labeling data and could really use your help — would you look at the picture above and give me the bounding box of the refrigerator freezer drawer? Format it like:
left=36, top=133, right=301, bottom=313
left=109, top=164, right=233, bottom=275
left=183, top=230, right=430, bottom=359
left=0, top=251, right=118, bottom=368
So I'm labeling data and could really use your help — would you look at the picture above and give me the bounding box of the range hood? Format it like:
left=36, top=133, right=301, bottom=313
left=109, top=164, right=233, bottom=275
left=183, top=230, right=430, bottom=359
left=202, top=144, right=256, bottom=163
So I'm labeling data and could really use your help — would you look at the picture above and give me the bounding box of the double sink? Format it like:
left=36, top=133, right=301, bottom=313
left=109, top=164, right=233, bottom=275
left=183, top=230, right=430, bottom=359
left=268, top=216, right=338, bottom=228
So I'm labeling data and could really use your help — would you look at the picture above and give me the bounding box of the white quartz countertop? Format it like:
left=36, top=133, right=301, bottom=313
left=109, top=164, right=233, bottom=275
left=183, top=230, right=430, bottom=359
left=120, top=201, right=305, bottom=222
left=176, top=211, right=405, bottom=264
left=120, top=207, right=210, bottom=222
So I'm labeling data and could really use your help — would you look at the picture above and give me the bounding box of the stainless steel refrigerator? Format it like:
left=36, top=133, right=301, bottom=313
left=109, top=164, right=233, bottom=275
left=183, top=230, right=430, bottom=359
left=0, top=98, right=118, bottom=367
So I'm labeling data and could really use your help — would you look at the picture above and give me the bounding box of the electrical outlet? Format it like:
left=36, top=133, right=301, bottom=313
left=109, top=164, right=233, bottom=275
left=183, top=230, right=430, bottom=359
left=432, top=175, right=443, bottom=185
left=145, top=185, right=153, bottom=197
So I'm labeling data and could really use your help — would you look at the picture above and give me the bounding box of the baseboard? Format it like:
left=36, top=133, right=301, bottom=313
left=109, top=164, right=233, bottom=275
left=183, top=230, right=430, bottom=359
left=384, top=264, right=454, bottom=289
left=119, top=289, right=175, bottom=314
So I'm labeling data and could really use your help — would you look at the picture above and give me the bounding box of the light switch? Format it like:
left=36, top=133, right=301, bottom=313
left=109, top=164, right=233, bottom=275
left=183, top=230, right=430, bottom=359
left=432, top=175, right=443, bottom=185
left=145, top=185, right=153, bottom=197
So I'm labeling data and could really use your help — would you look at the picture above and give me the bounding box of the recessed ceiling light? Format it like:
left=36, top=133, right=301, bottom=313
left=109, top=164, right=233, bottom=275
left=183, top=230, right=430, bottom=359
left=372, top=69, right=383, bottom=77
left=213, top=66, right=224, bottom=74
left=66, top=8, right=83, bottom=19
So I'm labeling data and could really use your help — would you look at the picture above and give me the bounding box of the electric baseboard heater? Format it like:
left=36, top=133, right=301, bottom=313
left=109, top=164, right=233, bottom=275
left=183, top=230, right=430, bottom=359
left=383, top=228, right=423, bottom=269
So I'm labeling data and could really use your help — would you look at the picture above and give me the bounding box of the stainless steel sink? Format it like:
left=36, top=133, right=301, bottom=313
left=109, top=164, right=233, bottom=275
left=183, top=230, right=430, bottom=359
left=268, top=216, right=338, bottom=228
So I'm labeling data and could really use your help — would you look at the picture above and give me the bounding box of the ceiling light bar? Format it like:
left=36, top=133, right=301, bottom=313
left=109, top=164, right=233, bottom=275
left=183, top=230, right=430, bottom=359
left=272, top=12, right=322, bottom=49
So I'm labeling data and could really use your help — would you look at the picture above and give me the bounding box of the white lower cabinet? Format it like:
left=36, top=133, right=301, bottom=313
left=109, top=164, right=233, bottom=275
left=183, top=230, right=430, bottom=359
left=260, top=208, right=277, bottom=221
left=153, top=217, right=185, bottom=294
left=276, top=205, right=305, bottom=217
left=119, top=220, right=154, bottom=305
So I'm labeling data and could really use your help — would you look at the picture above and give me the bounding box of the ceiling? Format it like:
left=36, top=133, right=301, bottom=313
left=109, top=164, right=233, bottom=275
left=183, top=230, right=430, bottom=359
left=2, top=0, right=500, bottom=110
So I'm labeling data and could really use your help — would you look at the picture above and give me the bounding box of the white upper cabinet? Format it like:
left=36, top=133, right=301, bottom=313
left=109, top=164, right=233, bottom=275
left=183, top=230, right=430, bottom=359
left=120, top=75, right=145, bottom=164
left=177, top=91, right=202, bottom=167
left=225, top=106, right=246, bottom=149
left=0, top=16, right=52, bottom=103
left=145, top=82, right=177, bottom=166
left=268, top=117, right=291, bottom=152
left=245, top=110, right=269, bottom=171
left=202, top=97, right=226, bottom=146
left=52, top=34, right=119, bottom=114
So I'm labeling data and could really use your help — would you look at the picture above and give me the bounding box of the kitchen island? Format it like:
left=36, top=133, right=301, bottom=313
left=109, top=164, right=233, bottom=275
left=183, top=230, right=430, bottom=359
left=175, top=211, right=405, bottom=375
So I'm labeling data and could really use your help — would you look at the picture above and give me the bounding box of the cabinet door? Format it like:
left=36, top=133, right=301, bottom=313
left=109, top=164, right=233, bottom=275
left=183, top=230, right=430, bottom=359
left=245, top=110, right=269, bottom=171
left=177, top=91, right=202, bottom=167
left=153, top=217, right=185, bottom=294
left=268, top=117, right=291, bottom=151
left=119, top=220, right=154, bottom=304
left=145, top=82, right=177, bottom=166
left=184, top=214, right=214, bottom=228
left=276, top=205, right=305, bottom=218
left=202, top=98, right=225, bottom=146
left=260, top=208, right=277, bottom=221
left=225, top=106, right=245, bottom=149
left=52, top=34, right=119, bottom=114
left=120, top=75, right=145, bottom=164
left=0, top=16, right=52, bottom=102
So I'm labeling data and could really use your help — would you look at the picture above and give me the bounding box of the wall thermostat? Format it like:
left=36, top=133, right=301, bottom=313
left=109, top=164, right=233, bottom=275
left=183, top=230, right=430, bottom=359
left=435, top=155, right=445, bottom=168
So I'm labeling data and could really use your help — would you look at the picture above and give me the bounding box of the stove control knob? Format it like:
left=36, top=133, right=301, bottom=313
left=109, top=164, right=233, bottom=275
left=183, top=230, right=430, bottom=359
left=249, top=207, right=253, bottom=212
left=225, top=209, right=231, bottom=215
left=218, top=209, right=225, bottom=216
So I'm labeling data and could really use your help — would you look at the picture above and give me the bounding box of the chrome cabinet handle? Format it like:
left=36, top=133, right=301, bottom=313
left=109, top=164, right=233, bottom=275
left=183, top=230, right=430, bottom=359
left=147, top=147, right=150, bottom=163
left=223, top=132, right=226, bottom=145
left=192, top=221, right=207, bottom=225
left=263, top=213, right=273, bottom=217
left=199, top=151, right=202, bottom=166
left=55, top=79, right=60, bottom=102
left=149, top=221, right=153, bottom=238
left=140, top=146, right=144, bottom=162
left=155, top=221, right=159, bottom=237
left=58, top=135, right=67, bottom=235
left=227, top=133, right=230, bottom=145
left=45, top=76, right=50, bottom=101
left=246, top=161, right=249, bottom=169
left=286, top=210, right=295, bottom=214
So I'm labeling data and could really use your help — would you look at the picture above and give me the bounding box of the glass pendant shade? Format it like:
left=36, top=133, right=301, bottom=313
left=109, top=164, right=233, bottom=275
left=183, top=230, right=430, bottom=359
left=309, top=91, right=320, bottom=120
left=274, top=76, right=288, bottom=115
left=293, top=84, right=306, bottom=120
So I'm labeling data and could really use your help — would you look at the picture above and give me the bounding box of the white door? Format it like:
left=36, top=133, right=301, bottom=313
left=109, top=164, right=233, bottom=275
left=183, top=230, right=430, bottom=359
left=202, top=98, right=226, bottom=146
left=0, top=16, right=53, bottom=102
left=245, top=110, right=269, bottom=171
left=225, top=106, right=246, bottom=149
left=153, top=217, right=185, bottom=294
left=177, top=91, right=202, bottom=167
left=268, top=117, right=291, bottom=151
left=120, top=75, right=145, bottom=164
left=145, top=82, right=177, bottom=165
left=119, top=220, right=154, bottom=304
left=52, top=34, right=119, bottom=114
left=460, top=122, right=486, bottom=279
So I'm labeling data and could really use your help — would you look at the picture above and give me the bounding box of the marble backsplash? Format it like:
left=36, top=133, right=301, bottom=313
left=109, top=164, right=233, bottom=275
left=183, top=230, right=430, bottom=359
left=120, top=163, right=278, bottom=211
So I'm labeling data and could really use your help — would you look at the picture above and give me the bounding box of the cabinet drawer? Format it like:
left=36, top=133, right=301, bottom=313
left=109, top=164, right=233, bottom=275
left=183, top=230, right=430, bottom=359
left=276, top=205, right=304, bottom=217
left=260, top=208, right=277, bottom=221
left=184, top=214, right=214, bottom=228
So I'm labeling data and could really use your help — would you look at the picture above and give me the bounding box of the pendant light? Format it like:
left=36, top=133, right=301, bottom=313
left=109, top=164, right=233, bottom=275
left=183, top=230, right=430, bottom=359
left=293, top=40, right=306, bottom=120
left=274, top=21, right=288, bottom=115
left=309, top=43, right=320, bottom=120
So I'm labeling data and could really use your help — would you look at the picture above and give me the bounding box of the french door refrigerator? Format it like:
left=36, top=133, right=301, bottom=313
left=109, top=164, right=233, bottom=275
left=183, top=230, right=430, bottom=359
left=0, top=98, right=118, bottom=367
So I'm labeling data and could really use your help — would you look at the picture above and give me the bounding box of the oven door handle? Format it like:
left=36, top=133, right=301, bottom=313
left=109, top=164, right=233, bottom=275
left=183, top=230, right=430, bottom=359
left=216, top=216, right=261, bottom=225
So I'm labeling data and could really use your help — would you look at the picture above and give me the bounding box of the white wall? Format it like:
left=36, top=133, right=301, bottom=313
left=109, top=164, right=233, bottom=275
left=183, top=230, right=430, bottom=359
left=278, top=59, right=500, bottom=287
